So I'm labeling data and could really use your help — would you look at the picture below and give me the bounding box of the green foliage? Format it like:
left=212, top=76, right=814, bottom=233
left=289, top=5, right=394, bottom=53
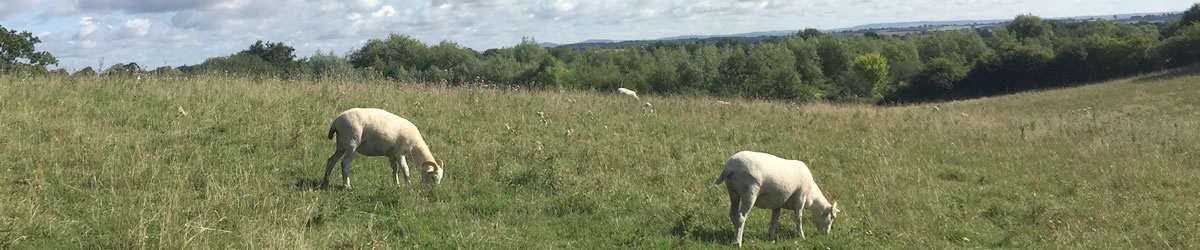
left=798, top=28, right=825, bottom=40
left=0, top=25, right=58, bottom=72
left=73, top=67, right=97, bottom=77
left=1008, top=14, right=1054, bottom=43
left=1182, top=3, right=1200, bottom=26
left=532, top=58, right=573, bottom=88
left=1162, top=23, right=1200, bottom=67
left=846, top=52, right=891, bottom=99
left=916, top=57, right=969, bottom=91
left=194, top=54, right=283, bottom=76
left=349, top=34, right=433, bottom=79
left=237, top=40, right=296, bottom=65
left=104, top=62, right=143, bottom=76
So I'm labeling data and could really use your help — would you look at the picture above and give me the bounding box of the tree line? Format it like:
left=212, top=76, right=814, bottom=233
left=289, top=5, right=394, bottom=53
left=5, top=4, right=1200, bottom=103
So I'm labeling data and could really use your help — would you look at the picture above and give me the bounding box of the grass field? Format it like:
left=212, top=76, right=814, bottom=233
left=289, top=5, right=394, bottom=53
left=1, top=72, right=1197, bottom=249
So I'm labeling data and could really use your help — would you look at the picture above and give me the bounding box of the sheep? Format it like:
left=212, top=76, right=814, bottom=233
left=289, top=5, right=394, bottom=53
left=714, top=151, right=840, bottom=246
left=617, top=87, right=639, bottom=100
left=321, top=108, right=444, bottom=190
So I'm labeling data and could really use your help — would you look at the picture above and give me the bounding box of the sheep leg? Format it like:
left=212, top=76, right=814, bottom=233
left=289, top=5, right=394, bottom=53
left=389, top=157, right=402, bottom=186
left=793, top=208, right=806, bottom=240
left=399, top=155, right=411, bottom=184
left=320, top=148, right=347, bottom=190
left=768, top=208, right=782, bottom=241
left=733, top=187, right=758, bottom=247
left=726, top=185, right=742, bottom=246
left=340, top=152, right=355, bottom=190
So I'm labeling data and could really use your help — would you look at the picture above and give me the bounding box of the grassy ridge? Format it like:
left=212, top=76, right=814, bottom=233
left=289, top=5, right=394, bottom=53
left=0, top=73, right=1197, bottom=249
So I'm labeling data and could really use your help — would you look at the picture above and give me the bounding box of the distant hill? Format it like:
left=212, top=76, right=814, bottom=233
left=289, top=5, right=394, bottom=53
left=545, top=11, right=1181, bottom=49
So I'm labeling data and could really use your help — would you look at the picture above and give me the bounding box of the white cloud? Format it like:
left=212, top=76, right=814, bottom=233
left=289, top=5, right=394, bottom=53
left=77, top=16, right=98, bottom=38
left=372, top=5, right=396, bottom=18
left=355, top=0, right=381, bottom=11
left=125, top=18, right=152, bottom=37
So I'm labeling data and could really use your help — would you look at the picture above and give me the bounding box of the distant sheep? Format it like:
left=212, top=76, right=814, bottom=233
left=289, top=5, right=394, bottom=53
left=714, top=151, right=840, bottom=246
left=321, top=108, right=444, bottom=190
left=617, top=87, right=639, bottom=100
left=716, top=100, right=731, bottom=105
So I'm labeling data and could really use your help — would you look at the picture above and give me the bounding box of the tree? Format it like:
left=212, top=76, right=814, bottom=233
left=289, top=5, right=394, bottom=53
left=798, top=28, right=825, bottom=40
left=1007, top=14, right=1053, bottom=43
left=246, top=40, right=293, bottom=64
left=105, top=62, right=143, bottom=75
left=348, top=34, right=430, bottom=79
left=914, top=57, right=968, bottom=91
left=532, top=58, right=573, bottom=88
left=0, top=25, right=58, bottom=72
left=236, top=40, right=295, bottom=65
left=1182, top=3, right=1200, bottom=26
left=1162, top=3, right=1200, bottom=37
left=1162, top=23, right=1200, bottom=67
left=846, top=52, right=891, bottom=99
left=73, top=67, right=97, bottom=77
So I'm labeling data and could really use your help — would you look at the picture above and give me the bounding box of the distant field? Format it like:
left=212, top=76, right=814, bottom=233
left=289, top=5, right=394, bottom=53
left=1, top=72, right=1197, bottom=249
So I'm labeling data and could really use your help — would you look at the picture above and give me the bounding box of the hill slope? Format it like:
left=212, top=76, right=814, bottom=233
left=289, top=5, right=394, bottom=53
left=0, top=73, right=1197, bottom=248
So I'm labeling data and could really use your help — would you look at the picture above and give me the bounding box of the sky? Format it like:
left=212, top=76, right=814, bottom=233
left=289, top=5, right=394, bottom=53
left=1, top=0, right=1195, bottom=71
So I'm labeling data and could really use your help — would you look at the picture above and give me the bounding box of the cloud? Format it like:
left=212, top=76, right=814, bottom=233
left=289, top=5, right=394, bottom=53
left=74, top=0, right=223, bottom=14
left=124, top=18, right=152, bottom=37
left=372, top=5, right=396, bottom=18
left=0, top=0, right=42, bottom=19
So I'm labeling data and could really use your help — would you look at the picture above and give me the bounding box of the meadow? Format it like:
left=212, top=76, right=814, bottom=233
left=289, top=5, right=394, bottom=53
left=0, top=71, right=1197, bottom=249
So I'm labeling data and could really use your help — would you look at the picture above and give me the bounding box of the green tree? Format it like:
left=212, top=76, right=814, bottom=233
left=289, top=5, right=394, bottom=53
left=297, top=50, right=357, bottom=80
left=0, top=25, right=58, bottom=72
left=1182, top=3, right=1200, bottom=26
left=349, top=34, right=430, bottom=79
left=846, top=52, right=891, bottom=99
left=237, top=40, right=295, bottom=65
left=798, top=28, right=825, bottom=40
left=1007, top=14, right=1053, bottom=43
left=1162, top=23, right=1200, bottom=67
left=914, top=57, right=968, bottom=91
left=532, top=58, right=572, bottom=88
left=73, top=67, right=97, bottom=77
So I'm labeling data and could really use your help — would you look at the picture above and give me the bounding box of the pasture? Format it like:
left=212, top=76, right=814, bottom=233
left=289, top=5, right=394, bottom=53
left=0, top=73, right=1197, bottom=248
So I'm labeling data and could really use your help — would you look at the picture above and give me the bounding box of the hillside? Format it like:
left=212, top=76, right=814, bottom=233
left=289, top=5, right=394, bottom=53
left=0, top=72, right=1196, bottom=248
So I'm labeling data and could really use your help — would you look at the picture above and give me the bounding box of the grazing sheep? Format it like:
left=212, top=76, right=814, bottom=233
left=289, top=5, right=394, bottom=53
left=714, top=151, right=840, bottom=246
left=716, top=100, right=731, bottom=105
left=617, top=87, right=639, bottom=100
left=321, top=108, right=444, bottom=190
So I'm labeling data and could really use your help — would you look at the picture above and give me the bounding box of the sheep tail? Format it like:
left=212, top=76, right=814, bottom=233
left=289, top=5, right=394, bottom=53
left=326, top=126, right=337, bottom=140
left=714, top=169, right=732, bottom=184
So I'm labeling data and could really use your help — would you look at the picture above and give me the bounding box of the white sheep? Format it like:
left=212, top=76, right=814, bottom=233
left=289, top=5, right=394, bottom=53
left=321, top=108, right=444, bottom=190
left=714, top=151, right=840, bottom=246
left=617, top=87, right=639, bottom=100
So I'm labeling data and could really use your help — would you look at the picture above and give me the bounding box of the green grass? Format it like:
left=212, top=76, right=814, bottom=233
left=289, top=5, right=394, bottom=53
left=0, top=73, right=1197, bottom=249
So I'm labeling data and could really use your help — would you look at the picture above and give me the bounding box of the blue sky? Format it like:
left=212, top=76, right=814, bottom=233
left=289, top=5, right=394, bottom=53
left=1, top=0, right=1194, bottom=71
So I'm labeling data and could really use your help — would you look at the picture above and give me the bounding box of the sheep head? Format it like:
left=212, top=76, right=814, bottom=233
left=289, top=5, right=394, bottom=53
left=814, top=201, right=840, bottom=234
left=421, top=159, right=444, bottom=185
